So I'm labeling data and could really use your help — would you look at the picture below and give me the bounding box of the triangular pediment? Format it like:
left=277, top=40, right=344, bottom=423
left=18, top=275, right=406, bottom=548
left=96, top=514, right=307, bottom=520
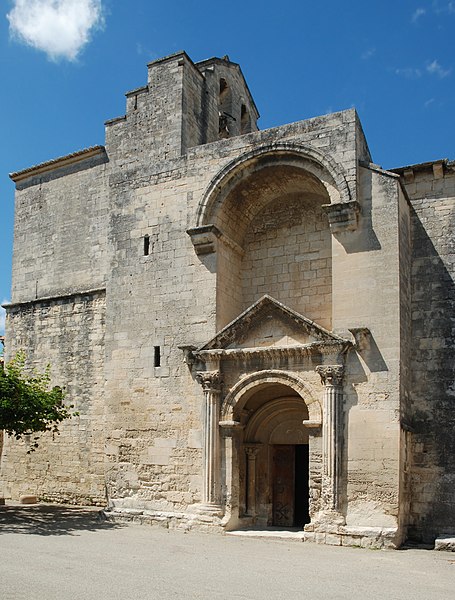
left=197, top=295, right=346, bottom=352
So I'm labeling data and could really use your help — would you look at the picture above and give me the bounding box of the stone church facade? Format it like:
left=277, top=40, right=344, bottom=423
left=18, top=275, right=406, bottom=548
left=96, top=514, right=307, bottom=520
left=2, top=52, right=454, bottom=547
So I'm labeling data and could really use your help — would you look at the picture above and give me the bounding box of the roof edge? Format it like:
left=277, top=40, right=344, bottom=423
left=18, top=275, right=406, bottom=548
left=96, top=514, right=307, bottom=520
left=391, top=158, right=453, bottom=175
left=10, top=146, right=106, bottom=183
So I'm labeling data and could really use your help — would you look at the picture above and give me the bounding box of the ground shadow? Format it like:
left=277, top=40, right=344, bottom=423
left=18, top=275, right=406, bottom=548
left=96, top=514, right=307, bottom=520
left=0, top=504, right=123, bottom=536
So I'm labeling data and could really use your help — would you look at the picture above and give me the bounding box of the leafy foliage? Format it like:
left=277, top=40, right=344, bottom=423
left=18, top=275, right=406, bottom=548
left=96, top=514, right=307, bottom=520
left=0, top=351, right=73, bottom=445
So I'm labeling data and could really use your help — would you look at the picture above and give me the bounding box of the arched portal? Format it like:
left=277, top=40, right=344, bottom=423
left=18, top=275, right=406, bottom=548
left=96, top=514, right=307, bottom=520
left=222, top=377, right=322, bottom=530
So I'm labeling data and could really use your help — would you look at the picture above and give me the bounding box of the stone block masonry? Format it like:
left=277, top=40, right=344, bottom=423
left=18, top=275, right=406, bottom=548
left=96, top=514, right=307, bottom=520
left=3, top=51, right=454, bottom=548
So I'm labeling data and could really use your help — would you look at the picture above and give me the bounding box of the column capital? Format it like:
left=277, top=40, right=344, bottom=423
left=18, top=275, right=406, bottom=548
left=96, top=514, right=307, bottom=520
left=316, top=365, right=344, bottom=387
left=196, top=370, right=222, bottom=393
left=244, top=444, right=262, bottom=458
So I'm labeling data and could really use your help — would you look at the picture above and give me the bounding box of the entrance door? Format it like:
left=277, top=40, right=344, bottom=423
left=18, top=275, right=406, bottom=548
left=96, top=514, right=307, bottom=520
left=272, top=445, right=295, bottom=526
left=272, top=444, right=309, bottom=527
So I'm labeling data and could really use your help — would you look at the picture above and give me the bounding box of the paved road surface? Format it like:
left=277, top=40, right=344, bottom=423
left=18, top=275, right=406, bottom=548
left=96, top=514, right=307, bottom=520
left=0, top=505, right=454, bottom=600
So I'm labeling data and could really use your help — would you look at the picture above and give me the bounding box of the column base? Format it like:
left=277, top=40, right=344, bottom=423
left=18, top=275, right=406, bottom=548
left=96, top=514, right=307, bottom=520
left=307, top=510, right=346, bottom=530
left=190, top=502, right=224, bottom=518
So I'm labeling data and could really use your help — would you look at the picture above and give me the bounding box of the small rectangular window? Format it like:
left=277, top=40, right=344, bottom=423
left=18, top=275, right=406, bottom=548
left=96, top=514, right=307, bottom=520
left=154, top=346, right=161, bottom=367
left=144, top=235, right=150, bottom=256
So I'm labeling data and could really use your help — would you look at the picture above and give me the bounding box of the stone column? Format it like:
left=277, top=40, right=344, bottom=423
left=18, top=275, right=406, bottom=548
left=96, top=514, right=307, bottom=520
left=316, top=365, right=344, bottom=511
left=244, top=444, right=261, bottom=517
left=196, top=370, right=222, bottom=515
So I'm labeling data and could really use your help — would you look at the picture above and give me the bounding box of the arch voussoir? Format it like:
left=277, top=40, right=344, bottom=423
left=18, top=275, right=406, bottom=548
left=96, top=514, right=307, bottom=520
left=221, top=369, right=321, bottom=423
left=196, top=142, right=351, bottom=228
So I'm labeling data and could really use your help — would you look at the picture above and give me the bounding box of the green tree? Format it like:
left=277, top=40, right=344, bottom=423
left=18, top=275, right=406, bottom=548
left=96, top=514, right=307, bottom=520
left=0, top=351, right=73, bottom=448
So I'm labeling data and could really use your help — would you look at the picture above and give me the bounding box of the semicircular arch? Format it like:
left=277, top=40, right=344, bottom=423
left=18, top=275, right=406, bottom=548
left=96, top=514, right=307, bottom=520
left=196, top=142, right=351, bottom=228
left=244, top=396, right=309, bottom=444
left=221, top=369, right=321, bottom=423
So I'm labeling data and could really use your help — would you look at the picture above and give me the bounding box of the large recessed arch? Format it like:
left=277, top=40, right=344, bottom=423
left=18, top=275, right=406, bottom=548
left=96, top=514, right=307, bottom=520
left=196, top=142, right=343, bottom=330
left=196, top=142, right=351, bottom=230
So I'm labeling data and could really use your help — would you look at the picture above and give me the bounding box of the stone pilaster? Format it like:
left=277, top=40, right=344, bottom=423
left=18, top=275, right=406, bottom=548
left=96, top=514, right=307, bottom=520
left=316, top=365, right=344, bottom=511
left=195, top=370, right=223, bottom=515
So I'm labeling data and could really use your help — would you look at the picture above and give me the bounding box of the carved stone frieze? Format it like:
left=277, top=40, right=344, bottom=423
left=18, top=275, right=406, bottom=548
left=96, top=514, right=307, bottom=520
left=196, top=341, right=350, bottom=364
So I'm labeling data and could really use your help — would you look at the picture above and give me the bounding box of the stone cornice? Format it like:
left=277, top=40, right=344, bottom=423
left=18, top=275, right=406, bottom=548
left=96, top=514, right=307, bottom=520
left=195, top=341, right=351, bottom=363
left=4, top=287, right=106, bottom=310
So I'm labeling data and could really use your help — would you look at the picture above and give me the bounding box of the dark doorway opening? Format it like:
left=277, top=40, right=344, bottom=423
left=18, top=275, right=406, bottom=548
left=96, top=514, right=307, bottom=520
left=294, top=444, right=310, bottom=526
left=272, top=444, right=309, bottom=527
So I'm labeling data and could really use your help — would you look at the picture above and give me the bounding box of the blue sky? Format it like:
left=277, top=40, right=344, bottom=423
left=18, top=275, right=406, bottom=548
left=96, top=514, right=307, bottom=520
left=1, top=0, right=454, bottom=334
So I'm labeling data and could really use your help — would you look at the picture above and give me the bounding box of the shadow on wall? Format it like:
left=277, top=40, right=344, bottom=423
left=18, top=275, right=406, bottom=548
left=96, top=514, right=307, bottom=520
left=0, top=504, right=123, bottom=536
left=408, top=203, right=455, bottom=542
left=353, top=330, right=389, bottom=374
left=334, top=167, right=381, bottom=254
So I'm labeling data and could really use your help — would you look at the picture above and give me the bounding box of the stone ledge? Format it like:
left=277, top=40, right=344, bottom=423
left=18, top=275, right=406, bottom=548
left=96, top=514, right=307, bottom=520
left=103, top=508, right=224, bottom=533
left=435, top=536, right=455, bottom=552
left=304, top=525, right=400, bottom=549
left=322, top=200, right=360, bottom=233
left=226, top=530, right=305, bottom=542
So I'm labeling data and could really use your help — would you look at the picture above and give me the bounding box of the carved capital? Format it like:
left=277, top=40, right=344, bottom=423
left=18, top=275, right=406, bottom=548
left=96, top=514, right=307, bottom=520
left=196, top=370, right=222, bottom=393
left=316, top=365, right=344, bottom=386
left=244, top=444, right=262, bottom=458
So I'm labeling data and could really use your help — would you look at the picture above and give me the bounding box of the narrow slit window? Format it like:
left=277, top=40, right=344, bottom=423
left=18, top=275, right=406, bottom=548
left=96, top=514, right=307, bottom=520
left=154, top=346, right=161, bottom=367
left=144, top=235, right=150, bottom=256
left=241, top=104, right=250, bottom=134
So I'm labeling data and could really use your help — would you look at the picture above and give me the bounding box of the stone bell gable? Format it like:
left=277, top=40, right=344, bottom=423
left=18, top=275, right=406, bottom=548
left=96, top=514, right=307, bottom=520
left=3, top=51, right=454, bottom=549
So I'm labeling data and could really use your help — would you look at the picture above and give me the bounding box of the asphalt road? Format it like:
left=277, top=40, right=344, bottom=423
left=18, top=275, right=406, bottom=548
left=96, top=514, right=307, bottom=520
left=0, top=505, right=454, bottom=600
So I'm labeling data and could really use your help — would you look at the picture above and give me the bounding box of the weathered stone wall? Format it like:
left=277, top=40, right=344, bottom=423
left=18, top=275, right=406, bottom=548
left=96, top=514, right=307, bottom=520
left=397, top=185, right=413, bottom=535
left=6, top=52, right=452, bottom=547
left=99, top=99, right=365, bottom=513
left=1, top=291, right=106, bottom=504
left=333, top=166, right=405, bottom=532
left=241, top=194, right=332, bottom=329
left=11, top=154, right=109, bottom=304
left=401, top=163, right=455, bottom=542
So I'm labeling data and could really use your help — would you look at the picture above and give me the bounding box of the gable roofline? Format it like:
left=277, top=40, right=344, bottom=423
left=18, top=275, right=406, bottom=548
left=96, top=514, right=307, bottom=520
left=197, top=294, right=347, bottom=352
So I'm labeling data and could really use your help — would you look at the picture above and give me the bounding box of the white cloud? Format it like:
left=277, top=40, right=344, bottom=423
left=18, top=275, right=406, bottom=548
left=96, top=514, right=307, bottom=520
left=395, top=59, right=452, bottom=80
left=7, top=0, right=104, bottom=62
left=361, top=48, right=375, bottom=60
left=412, top=8, right=426, bottom=22
left=424, top=98, right=435, bottom=108
left=433, top=1, right=455, bottom=15
left=426, top=59, right=451, bottom=78
left=395, top=67, right=422, bottom=79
